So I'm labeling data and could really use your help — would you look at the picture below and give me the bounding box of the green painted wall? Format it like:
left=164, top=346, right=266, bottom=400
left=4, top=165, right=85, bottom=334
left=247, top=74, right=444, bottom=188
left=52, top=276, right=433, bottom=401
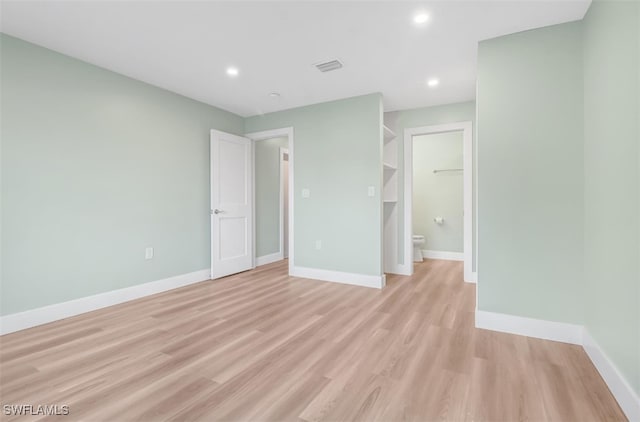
left=583, top=0, right=640, bottom=394
left=245, top=93, right=383, bottom=276
left=413, top=132, right=463, bottom=253
left=255, top=136, right=288, bottom=257
left=476, top=22, right=584, bottom=324
left=0, top=34, right=244, bottom=315
left=384, top=101, right=475, bottom=267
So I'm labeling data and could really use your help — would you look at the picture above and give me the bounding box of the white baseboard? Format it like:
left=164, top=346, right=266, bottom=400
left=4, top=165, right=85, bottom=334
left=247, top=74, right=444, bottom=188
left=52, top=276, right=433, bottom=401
left=475, top=310, right=583, bottom=345
left=476, top=310, right=640, bottom=421
left=384, top=263, right=412, bottom=276
left=583, top=330, right=640, bottom=421
left=256, top=252, right=284, bottom=267
left=422, top=250, right=464, bottom=261
left=290, top=266, right=384, bottom=289
left=0, top=269, right=211, bottom=335
left=465, top=271, right=477, bottom=284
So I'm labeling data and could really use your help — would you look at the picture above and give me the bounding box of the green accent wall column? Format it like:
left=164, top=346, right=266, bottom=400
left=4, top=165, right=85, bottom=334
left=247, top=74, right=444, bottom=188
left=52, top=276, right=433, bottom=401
left=476, top=22, right=584, bottom=324
left=245, top=93, right=383, bottom=276
left=0, top=34, right=244, bottom=315
left=583, top=0, right=640, bottom=394
left=477, top=2, right=640, bottom=399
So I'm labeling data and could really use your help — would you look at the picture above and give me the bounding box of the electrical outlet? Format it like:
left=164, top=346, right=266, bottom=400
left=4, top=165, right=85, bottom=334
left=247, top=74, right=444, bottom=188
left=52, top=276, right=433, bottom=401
left=145, top=247, right=154, bottom=260
left=302, top=188, right=310, bottom=198
left=315, top=240, right=322, bottom=250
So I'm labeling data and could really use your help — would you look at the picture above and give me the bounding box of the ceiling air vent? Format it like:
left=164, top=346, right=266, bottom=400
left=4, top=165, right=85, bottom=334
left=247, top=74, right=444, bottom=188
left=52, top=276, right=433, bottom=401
left=314, top=59, right=343, bottom=73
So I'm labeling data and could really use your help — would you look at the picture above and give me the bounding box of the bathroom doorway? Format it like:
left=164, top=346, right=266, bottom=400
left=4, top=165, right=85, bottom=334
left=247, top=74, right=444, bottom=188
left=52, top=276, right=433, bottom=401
left=412, top=131, right=464, bottom=262
left=404, top=122, right=475, bottom=283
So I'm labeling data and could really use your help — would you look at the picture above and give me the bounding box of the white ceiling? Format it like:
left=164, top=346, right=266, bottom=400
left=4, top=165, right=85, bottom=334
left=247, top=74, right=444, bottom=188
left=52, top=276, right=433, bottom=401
left=0, top=1, right=590, bottom=117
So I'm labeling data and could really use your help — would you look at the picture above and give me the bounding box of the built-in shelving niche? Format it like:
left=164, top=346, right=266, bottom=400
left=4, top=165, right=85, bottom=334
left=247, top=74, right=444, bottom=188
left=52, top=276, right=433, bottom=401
left=383, top=124, right=400, bottom=275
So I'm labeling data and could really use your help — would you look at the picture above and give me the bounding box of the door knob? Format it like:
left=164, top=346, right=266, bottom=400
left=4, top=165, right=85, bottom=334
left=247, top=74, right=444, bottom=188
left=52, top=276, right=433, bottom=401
left=213, top=209, right=223, bottom=214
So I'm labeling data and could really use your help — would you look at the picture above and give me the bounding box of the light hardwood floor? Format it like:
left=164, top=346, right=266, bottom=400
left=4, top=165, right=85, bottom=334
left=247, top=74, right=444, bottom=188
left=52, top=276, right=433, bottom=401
left=0, top=259, right=626, bottom=421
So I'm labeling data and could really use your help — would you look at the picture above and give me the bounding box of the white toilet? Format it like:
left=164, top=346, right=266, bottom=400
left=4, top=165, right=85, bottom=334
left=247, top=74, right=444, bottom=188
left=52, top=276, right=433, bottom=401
left=412, top=235, right=425, bottom=262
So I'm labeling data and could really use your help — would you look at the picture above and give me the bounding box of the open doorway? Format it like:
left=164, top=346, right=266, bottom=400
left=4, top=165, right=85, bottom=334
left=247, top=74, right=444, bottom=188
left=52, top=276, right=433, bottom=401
left=412, top=132, right=464, bottom=262
left=280, top=148, right=289, bottom=259
left=245, top=128, right=294, bottom=274
left=404, top=122, right=475, bottom=283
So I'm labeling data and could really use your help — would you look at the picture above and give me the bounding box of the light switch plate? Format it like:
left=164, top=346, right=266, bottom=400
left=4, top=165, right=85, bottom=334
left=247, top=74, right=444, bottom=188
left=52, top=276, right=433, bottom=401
left=302, top=188, right=310, bottom=198
left=145, top=247, right=154, bottom=260
left=368, top=186, right=375, bottom=197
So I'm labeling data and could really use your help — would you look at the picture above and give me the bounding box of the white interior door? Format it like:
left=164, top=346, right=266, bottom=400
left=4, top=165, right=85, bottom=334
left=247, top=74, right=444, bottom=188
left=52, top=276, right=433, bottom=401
left=211, top=130, right=253, bottom=279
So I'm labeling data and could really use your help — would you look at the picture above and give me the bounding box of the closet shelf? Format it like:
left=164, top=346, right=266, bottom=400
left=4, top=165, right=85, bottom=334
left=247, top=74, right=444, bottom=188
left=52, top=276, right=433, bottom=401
left=383, top=120, right=400, bottom=276
left=383, top=125, right=396, bottom=143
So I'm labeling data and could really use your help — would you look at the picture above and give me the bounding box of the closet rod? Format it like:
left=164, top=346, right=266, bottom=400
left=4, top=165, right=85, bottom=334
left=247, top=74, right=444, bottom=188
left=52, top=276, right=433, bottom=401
left=433, top=168, right=463, bottom=174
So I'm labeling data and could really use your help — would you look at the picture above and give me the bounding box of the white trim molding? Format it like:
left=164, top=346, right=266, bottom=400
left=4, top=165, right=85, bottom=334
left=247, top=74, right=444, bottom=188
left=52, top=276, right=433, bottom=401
left=475, top=310, right=583, bottom=345
left=476, top=310, right=640, bottom=421
left=404, top=121, right=475, bottom=283
left=583, top=330, right=640, bottom=421
left=0, top=269, right=211, bottom=335
left=290, top=266, right=385, bottom=289
left=387, top=263, right=412, bottom=276
left=421, top=250, right=464, bottom=261
left=256, top=252, right=284, bottom=267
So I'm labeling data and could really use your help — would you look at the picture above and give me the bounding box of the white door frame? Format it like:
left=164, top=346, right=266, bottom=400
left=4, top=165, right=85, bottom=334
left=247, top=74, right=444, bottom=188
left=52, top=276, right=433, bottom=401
left=280, top=147, right=289, bottom=259
left=245, top=127, right=294, bottom=275
left=404, top=121, right=476, bottom=283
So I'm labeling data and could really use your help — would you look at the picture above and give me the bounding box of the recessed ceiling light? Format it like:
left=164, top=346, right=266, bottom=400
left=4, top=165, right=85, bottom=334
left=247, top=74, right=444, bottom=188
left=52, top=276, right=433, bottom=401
left=413, top=12, right=430, bottom=25
left=226, top=67, right=239, bottom=77
left=269, top=92, right=281, bottom=98
left=427, top=78, right=439, bottom=87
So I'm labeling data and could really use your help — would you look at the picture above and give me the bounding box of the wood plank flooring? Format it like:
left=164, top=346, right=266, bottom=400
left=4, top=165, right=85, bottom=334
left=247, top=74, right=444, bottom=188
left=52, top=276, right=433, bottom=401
left=0, top=259, right=626, bottom=421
